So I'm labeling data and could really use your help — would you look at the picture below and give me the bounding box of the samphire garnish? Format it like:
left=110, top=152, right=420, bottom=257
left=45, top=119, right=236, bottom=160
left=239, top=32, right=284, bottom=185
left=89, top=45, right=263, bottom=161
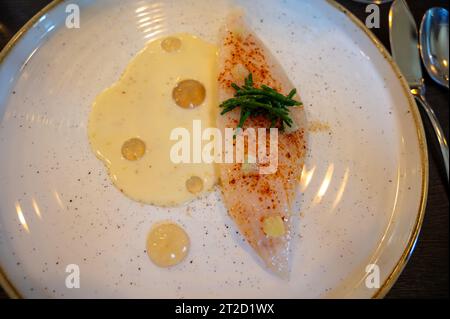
left=219, top=73, right=302, bottom=131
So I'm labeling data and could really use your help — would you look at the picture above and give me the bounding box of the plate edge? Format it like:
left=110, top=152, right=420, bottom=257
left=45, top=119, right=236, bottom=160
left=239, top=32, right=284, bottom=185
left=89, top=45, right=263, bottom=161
left=325, top=0, right=429, bottom=299
left=0, top=0, right=65, bottom=299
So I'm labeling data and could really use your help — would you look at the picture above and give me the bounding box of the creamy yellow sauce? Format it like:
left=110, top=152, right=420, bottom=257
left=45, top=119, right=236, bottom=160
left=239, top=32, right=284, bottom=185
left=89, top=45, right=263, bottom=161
left=146, top=222, right=190, bottom=268
left=88, top=34, right=219, bottom=206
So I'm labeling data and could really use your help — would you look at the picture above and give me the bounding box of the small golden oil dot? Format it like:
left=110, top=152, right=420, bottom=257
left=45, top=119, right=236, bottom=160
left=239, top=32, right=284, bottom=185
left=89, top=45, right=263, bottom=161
left=146, top=222, right=190, bottom=268
left=172, top=80, right=206, bottom=109
left=121, top=138, right=146, bottom=161
left=161, top=37, right=182, bottom=52
left=262, top=215, right=285, bottom=238
left=186, top=176, right=204, bottom=194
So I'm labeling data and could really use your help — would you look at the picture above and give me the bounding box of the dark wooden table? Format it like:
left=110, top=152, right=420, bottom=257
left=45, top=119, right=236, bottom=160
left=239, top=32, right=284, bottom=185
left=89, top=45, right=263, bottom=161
left=0, top=0, right=448, bottom=299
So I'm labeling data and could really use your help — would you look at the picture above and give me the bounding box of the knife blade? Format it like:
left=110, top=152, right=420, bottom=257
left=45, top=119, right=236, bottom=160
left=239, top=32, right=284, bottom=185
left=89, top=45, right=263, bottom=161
left=389, top=0, right=423, bottom=88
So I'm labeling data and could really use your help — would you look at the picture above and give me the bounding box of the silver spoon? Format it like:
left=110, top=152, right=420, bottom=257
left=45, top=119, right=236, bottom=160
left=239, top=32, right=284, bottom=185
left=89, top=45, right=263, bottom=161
left=420, top=8, right=449, bottom=88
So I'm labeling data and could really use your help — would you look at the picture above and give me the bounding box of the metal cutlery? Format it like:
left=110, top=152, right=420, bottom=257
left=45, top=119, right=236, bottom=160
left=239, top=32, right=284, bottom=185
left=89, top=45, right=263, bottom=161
left=389, top=0, right=449, bottom=181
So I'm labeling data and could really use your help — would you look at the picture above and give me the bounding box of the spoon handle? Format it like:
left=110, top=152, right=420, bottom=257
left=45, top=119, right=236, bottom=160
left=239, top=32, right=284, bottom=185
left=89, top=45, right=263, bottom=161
left=413, top=92, right=449, bottom=181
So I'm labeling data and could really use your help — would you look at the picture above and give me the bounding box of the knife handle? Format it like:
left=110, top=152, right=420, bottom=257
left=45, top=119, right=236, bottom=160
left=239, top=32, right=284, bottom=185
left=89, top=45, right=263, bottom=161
left=413, top=92, right=449, bottom=182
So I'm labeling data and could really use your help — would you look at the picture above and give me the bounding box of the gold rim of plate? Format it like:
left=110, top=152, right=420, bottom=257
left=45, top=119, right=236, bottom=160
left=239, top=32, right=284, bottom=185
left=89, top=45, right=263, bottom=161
left=0, top=0, right=428, bottom=299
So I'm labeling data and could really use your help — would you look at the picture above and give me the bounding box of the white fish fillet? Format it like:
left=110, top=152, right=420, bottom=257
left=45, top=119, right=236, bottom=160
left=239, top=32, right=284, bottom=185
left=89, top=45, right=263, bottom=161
left=217, top=12, right=307, bottom=277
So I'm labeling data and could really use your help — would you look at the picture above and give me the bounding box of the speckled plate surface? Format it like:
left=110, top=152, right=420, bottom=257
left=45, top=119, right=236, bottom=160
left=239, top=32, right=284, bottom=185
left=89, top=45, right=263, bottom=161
left=0, top=0, right=427, bottom=298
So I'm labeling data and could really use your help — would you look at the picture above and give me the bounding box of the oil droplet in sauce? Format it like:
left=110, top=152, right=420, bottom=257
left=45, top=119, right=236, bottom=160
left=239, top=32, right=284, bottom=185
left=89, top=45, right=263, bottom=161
left=186, top=176, right=204, bottom=194
left=161, top=37, right=182, bottom=52
left=172, top=79, right=206, bottom=108
left=121, top=138, right=146, bottom=161
left=146, top=222, right=190, bottom=268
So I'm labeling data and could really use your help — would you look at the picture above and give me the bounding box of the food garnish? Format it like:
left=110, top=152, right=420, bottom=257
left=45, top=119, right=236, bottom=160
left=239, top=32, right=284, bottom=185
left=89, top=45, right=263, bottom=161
left=219, top=73, right=302, bottom=131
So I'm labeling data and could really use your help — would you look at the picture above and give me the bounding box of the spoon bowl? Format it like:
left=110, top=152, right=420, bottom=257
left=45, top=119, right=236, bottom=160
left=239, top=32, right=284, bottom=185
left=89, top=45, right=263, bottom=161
left=420, top=8, right=449, bottom=89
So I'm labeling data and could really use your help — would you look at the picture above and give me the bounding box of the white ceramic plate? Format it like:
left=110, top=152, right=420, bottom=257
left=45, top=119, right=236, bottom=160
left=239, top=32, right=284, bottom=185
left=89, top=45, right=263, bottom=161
left=0, top=0, right=427, bottom=298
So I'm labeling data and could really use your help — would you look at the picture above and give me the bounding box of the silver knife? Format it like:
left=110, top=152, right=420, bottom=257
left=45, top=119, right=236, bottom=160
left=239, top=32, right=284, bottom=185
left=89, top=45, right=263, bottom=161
left=389, top=0, right=449, bottom=181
